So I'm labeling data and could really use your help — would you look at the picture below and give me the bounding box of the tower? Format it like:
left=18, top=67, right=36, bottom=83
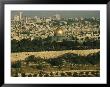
left=19, top=12, right=23, bottom=20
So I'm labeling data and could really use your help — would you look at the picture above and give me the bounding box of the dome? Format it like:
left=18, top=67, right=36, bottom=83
left=54, top=28, right=64, bottom=36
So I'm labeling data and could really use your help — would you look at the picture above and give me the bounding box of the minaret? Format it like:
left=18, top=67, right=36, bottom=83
left=19, top=12, right=23, bottom=20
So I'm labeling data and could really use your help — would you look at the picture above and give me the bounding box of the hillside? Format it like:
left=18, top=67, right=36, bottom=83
left=11, top=49, right=100, bottom=62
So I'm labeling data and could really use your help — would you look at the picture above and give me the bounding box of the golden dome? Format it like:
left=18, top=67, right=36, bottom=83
left=54, top=28, right=64, bottom=36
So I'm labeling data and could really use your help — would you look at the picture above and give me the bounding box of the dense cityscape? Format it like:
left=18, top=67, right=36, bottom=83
left=11, top=12, right=100, bottom=41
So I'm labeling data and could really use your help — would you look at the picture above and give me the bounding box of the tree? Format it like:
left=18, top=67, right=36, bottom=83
left=11, top=61, right=21, bottom=68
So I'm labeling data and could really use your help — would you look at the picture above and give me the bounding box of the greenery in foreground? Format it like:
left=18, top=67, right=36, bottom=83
left=11, top=52, right=100, bottom=77
left=11, top=38, right=100, bottom=52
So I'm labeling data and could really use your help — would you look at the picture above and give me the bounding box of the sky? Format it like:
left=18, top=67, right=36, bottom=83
left=11, top=10, right=100, bottom=18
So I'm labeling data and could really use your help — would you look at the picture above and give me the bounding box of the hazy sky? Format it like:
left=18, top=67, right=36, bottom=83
left=11, top=10, right=100, bottom=18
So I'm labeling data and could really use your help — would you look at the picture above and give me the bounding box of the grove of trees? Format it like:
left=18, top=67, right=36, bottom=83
left=11, top=37, right=100, bottom=52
